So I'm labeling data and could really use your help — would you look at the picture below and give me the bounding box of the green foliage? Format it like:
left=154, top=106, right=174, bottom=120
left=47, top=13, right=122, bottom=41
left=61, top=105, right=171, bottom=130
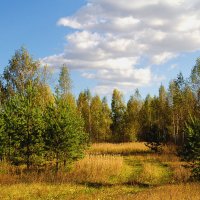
left=0, top=48, right=89, bottom=171
left=90, top=95, right=104, bottom=142
left=0, top=107, right=7, bottom=158
left=77, top=89, right=92, bottom=136
left=3, top=86, right=45, bottom=168
left=90, top=96, right=112, bottom=142
left=139, top=92, right=168, bottom=152
left=124, top=89, right=142, bottom=141
left=139, top=94, right=153, bottom=141
left=3, top=47, right=40, bottom=96
left=1, top=47, right=200, bottom=176
left=58, top=65, right=72, bottom=96
left=111, top=89, right=126, bottom=142
left=144, top=124, right=163, bottom=153
left=180, top=117, right=200, bottom=180
left=44, top=95, right=88, bottom=171
left=101, top=97, right=112, bottom=141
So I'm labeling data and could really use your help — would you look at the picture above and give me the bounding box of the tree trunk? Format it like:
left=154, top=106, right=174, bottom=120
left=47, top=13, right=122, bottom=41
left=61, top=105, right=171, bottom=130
left=56, top=152, right=59, bottom=173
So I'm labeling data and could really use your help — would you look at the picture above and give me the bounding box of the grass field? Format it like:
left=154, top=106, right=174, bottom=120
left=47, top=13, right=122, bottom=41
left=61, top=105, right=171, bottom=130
left=0, top=142, right=199, bottom=199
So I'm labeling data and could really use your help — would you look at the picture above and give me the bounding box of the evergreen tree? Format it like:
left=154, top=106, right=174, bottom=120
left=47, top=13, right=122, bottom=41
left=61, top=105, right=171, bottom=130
left=180, top=117, right=200, bottom=180
left=44, top=95, right=88, bottom=172
left=58, top=65, right=72, bottom=96
left=3, top=85, right=45, bottom=169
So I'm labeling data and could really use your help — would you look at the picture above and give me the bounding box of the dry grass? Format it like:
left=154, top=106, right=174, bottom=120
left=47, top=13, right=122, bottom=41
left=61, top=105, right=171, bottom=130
left=0, top=155, right=125, bottom=185
left=125, top=156, right=171, bottom=186
left=0, top=183, right=90, bottom=200
left=88, top=142, right=150, bottom=155
left=135, top=162, right=171, bottom=185
left=126, top=153, right=179, bottom=163
left=0, top=183, right=144, bottom=200
left=125, top=153, right=190, bottom=184
left=132, top=183, right=200, bottom=200
left=0, top=183, right=199, bottom=200
left=168, top=162, right=191, bottom=183
left=0, top=142, right=198, bottom=199
left=68, top=155, right=124, bottom=184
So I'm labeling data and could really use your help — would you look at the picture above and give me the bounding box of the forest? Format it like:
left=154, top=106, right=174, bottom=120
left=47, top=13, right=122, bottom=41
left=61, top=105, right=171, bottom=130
left=0, top=47, right=199, bottom=199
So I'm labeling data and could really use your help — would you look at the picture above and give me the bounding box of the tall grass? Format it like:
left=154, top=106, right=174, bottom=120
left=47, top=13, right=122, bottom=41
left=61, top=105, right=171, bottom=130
left=88, top=142, right=150, bottom=155
left=132, top=183, right=200, bottom=200
left=0, top=183, right=199, bottom=200
left=0, top=142, right=198, bottom=199
left=0, top=155, right=125, bottom=185
left=136, top=162, right=171, bottom=185
left=168, top=162, right=191, bottom=182
left=68, top=155, right=124, bottom=184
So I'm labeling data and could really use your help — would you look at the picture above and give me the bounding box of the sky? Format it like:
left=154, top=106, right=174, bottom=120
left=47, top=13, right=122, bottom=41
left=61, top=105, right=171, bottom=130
left=1, top=0, right=200, bottom=101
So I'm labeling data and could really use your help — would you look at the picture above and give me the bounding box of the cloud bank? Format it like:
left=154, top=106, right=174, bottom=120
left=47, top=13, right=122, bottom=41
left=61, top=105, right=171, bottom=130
left=42, top=0, right=200, bottom=94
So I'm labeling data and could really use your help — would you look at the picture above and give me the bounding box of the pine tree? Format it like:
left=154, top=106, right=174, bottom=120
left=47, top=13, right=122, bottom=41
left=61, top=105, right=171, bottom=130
left=44, top=95, right=88, bottom=172
left=58, top=65, right=72, bottom=96
left=180, top=117, right=200, bottom=180
left=3, top=85, right=45, bottom=169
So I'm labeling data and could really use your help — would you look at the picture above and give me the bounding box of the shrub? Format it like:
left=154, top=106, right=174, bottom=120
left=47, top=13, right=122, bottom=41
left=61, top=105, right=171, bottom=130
left=180, top=117, right=200, bottom=180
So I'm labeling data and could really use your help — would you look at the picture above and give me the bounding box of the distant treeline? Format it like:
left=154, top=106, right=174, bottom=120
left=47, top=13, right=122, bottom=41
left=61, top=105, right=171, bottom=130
left=77, top=58, right=200, bottom=146
left=0, top=47, right=200, bottom=170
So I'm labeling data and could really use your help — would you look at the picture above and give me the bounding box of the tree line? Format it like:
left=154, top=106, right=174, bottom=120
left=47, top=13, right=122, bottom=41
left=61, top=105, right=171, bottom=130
left=77, top=66, right=200, bottom=146
left=0, top=47, right=199, bottom=175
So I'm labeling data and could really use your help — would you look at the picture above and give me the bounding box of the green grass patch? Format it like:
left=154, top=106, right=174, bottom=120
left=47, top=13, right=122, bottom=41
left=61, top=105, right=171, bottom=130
left=123, top=156, right=172, bottom=186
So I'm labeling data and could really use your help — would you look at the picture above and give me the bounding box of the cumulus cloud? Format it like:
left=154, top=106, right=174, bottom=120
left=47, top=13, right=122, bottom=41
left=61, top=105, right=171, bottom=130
left=42, top=0, right=200, bottom=94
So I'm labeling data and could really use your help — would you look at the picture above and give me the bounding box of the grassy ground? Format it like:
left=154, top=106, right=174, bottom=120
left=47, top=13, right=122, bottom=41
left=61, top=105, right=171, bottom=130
left=0, top=183, right=199, bottom=200
left=0, top=142, right=199, bottom=199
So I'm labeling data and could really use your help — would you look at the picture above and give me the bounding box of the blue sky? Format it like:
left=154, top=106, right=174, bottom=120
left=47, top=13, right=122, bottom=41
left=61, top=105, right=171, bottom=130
left=1, top=0, right=200, bottom=101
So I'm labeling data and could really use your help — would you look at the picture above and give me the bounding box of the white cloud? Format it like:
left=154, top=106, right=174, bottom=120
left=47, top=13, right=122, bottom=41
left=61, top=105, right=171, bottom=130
left=42, top=0, right=200, bottom=94
left=57, top=17, right=82, bottom=29
left=152, top=52, right=177, bottom=65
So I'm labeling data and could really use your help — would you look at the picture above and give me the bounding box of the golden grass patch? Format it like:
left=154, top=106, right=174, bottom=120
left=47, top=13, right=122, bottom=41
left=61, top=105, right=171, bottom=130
left=132, top=183, right=200, bottom=200
left=69, top=155, right=124, bottom=184
left=88, top=142, right=150, bottom=155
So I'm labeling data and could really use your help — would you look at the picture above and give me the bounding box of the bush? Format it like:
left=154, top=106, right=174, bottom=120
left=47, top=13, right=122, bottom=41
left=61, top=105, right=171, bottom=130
left=180, top=117, right=200, bottom=180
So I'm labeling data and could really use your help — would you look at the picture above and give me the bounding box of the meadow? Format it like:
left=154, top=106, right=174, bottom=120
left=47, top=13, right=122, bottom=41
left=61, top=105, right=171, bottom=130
left=0, top=142, right=199, bottom=200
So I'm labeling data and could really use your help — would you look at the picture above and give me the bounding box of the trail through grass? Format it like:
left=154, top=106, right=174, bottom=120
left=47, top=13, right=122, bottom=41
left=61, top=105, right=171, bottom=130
left=124, top=156, right=172, bottom=186
left=0, top=142, right=198, bottom=199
